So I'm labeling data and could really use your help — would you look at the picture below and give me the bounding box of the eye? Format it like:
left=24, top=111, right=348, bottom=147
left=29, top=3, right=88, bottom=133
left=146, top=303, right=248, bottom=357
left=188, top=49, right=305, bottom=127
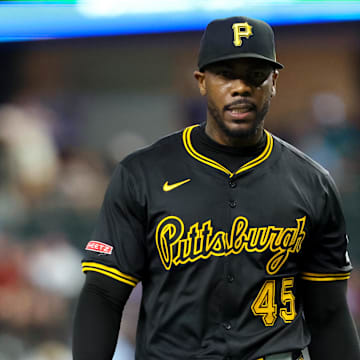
left=216, top=70, right=235, bottom=79
left=248, top=70, right=271, bottom=86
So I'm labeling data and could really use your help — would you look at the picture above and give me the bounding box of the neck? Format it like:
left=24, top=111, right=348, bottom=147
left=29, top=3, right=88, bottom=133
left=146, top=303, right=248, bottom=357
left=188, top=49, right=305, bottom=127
left=204, top=122, right=264, bottom=148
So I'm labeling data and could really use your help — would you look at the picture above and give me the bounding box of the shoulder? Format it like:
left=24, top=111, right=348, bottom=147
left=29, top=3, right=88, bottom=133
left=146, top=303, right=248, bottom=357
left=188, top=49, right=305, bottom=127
left=271, top=134, right=339, bottom=197
left=273, top=135, right=330, bottom=178
left=119, top=128, right=185, bottom=172
left=105, top=129, right=185, bottom=200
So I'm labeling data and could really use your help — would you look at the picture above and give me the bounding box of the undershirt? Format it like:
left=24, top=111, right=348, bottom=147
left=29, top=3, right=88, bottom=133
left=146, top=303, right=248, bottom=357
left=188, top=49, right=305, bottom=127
left=191, top=122, right=267, bottom=172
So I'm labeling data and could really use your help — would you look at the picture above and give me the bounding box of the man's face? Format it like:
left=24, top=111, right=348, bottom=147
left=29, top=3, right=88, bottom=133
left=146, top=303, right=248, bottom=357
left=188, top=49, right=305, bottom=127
left=194, top=58, right=278, bottom=144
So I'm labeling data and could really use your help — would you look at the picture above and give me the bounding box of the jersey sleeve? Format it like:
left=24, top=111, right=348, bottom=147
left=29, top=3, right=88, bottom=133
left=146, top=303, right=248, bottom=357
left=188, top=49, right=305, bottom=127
left=300, top=173, right=352, bottom=282
left=82, top=163, right=146, bottom=288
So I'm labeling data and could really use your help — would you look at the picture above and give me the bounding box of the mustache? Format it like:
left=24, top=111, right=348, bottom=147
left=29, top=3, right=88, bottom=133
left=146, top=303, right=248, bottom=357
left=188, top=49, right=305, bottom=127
left=224, top=99, right=257, bottom=112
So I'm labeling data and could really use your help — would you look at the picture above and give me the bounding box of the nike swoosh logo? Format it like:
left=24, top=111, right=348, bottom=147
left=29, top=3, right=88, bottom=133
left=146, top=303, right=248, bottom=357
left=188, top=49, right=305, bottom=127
left=163, top=179, right=191, bottom=192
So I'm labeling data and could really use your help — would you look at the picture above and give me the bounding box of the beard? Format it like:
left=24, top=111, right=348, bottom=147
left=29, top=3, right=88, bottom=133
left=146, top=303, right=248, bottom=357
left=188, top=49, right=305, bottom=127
left=207, top=97, right=271, bottom=140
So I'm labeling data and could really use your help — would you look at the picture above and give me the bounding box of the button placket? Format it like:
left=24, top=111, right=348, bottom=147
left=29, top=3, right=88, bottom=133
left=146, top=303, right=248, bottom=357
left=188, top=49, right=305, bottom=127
left=227, top=274, right=234, bottom=283
left=228, top=177, right=237, bottom=208
left=222, top=322, right=232, bottom=330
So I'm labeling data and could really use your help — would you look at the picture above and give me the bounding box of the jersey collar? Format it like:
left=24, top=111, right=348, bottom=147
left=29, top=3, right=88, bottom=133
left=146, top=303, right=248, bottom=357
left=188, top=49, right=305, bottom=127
left=182, top=124, right=274, bottom=178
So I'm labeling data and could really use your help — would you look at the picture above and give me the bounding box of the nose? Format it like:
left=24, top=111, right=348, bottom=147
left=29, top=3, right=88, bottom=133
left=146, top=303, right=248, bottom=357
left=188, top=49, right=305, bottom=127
left=230, top=78, right=252, bottom=97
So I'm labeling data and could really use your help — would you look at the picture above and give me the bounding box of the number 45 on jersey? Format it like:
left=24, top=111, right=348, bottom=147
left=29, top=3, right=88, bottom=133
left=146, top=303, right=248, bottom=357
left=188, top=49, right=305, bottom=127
left=251, top=277, right=296, bottom=326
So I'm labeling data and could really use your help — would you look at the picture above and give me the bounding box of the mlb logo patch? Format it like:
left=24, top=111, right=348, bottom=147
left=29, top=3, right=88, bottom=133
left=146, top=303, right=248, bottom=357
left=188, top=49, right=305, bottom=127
left=85, top=241, right=113, bottom=255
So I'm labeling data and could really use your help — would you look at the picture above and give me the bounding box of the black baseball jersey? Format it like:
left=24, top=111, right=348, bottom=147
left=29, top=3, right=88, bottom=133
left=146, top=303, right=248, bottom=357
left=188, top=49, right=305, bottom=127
left=82, top=124, right=352, bottom=360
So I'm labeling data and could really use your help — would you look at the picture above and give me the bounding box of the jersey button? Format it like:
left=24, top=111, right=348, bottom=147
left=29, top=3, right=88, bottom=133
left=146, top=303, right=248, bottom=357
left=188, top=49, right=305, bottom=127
left=227, top=274, right=234, bottom=283
left=229, top=181, right=237, bottom=188
left=223, top=322, right=231, bottom=330
left=229, top=200, right=236, bottom=208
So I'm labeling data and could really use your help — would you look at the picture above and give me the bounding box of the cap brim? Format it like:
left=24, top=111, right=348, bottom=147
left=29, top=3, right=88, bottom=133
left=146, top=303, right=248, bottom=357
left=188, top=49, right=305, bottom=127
left=199, top=53, right=284, bottom=71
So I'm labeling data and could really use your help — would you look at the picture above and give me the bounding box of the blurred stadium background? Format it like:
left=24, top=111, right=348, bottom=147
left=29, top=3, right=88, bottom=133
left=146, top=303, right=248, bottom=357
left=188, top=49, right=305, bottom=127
left=0, top=1, right=359, bottom=359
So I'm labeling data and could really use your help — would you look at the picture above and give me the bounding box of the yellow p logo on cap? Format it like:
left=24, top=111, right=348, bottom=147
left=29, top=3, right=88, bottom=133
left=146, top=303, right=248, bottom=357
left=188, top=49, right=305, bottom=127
left=232, top=22, right=253, bottom=47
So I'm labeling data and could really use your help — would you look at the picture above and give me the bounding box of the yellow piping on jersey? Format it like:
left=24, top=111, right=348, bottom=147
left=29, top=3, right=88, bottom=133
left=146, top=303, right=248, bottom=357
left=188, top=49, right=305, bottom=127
left=183, top=125, right=232, bottom=176
left=82, top=262, right=139, bottom=287
left=301, top=271, right=350, bottom=282
left=182, top=125, right=274, bottom=177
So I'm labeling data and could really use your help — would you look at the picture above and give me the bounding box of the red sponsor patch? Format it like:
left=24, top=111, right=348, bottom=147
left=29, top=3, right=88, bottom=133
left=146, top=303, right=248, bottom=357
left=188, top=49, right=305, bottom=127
left=85, top=241, right=113, bottom=255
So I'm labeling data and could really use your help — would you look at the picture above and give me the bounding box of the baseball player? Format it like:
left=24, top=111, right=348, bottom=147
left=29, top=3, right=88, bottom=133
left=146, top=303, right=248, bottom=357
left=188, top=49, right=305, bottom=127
left=72, top=16, right=360, bottom=360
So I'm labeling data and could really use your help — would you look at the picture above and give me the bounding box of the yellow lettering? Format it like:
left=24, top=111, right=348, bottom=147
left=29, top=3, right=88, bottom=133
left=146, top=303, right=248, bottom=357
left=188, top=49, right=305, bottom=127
left=155, top=216, right=307, bottom=274
left=155, top=216, right=184, bottom=270
left=232, top=22, right=253, bottom=47
left=294, top=216, right=306, bottom=252
left=188, top=223, right=202, bottom=256
left=230, top=216, right=248, bottom=252
left=210, top=232, right=227, bottom=254
left=266, top=250, right=289, bottom=275
left=201, top=220, right=213, bottom=252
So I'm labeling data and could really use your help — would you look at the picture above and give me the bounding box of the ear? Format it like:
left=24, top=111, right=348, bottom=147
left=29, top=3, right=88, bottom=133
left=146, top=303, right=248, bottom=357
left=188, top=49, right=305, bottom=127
left=271, top=70, right=279, bottom=97
left=194, top=70, right=207, bottom=96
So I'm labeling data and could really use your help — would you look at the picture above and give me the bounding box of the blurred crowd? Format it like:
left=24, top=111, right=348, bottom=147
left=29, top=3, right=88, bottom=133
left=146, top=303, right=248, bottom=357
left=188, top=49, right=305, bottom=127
left=0, top=100, right=102, bottom=359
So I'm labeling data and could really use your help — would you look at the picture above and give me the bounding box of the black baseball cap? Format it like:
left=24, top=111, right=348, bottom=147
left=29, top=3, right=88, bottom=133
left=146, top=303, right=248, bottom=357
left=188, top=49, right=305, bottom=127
left=198, top=16, right=284, bottom=71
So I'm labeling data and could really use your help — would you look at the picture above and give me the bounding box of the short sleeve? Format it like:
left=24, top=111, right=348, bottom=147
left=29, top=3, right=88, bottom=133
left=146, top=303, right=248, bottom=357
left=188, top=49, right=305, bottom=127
left=300, top=173, right=352, bottom=282
left=82, top=163, right=146, bottom=287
